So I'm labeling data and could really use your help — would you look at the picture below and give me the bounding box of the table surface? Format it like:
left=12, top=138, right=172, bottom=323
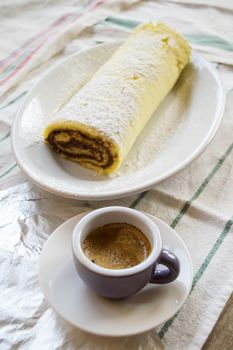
left=203, top=293, right=233, bottom=349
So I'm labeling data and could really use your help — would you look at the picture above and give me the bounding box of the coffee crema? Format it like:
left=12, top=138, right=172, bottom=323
left=82, top=223, right=151, bottom=269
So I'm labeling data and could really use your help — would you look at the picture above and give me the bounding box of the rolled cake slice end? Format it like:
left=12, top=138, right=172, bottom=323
left=135, top=22, right=191, bottom=70
left=44, top=121, right=121, bottom=175
left=44, top=22, right=190, bottom=175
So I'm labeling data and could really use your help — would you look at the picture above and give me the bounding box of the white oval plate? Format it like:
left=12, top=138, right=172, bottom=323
left=12, top=42, right=225, bottom=200
left=39, top=211, right=193, bottom=337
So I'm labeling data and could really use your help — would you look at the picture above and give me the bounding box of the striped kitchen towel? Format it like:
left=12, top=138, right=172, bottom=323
left=0, top=0, right=233, bottom=349
left=0, top=0, right=140, bottom=97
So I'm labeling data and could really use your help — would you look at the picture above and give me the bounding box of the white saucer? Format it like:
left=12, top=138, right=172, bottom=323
left=12, top=42, right=225, bottom=201
left=39, top=211, right=193, bottom=337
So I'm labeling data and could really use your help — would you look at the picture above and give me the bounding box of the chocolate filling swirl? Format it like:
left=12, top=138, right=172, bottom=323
left=46, top=129, right=115, bottom=169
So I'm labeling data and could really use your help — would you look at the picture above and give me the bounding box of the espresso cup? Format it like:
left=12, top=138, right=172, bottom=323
left=72, top=206, right=180, bottom=299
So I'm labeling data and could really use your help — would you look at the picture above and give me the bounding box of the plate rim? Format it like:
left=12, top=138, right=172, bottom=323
left=39, top=211, right=193, bottom=337
left=12, top=42, right=226, bottom=200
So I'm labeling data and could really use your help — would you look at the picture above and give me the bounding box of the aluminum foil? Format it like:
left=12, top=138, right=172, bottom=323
left=0, top=182, right=163, bottom=350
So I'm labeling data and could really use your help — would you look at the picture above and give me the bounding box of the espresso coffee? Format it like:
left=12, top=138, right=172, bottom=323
left=82, top=223, right=151, bottom=269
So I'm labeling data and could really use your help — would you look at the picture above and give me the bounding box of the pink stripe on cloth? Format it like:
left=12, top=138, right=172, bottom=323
left=0, top=13, right=77, bottom=73
left=0, top=0, right=108, bottom=95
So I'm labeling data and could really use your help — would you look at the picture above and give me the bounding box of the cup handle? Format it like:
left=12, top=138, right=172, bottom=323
left=150, top=249, right=180, bottom=284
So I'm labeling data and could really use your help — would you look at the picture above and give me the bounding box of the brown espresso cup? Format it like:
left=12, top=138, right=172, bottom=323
left=72, top=207, right=180, bottom=299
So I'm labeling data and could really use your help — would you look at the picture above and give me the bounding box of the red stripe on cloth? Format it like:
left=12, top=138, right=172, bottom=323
left=0, top=13, right=77, bottom=73
left=0, top=0, right=107, bottom=86
left=91, top=0, right=108, bottom=10
left=0, top=42, right=45, bottom=85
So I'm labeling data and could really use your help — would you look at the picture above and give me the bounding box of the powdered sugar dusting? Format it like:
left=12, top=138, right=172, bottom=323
left=52, top=24, right=189, bottom=162
left=20, top=44, right=116, bottom=146
left=114, top=65, right=195, bottom=177
left=14, top=40, right=223, bottom=198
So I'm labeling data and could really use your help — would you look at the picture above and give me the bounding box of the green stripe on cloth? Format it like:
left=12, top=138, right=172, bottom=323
left=170, top=141, right=233, bottom=229
left=185, top=34, right=233, bottom=52
left=130, top=191, right=148, bottom=208
left=105, top=16, right=233, bottom=52
left=191, top=218, right=233, bottom=289
left=0, top=91, right=27, bottom=110
left=0, top=0, right=106, bottom=89
left=0, top=130, right=10, bottom=142
left=0, top=163, right=17, bottom=179
left=128, top=142, right=233, bottom=337
left=158, top=216, right=233, bottom=339
left=0, top=52, right=29, bottom=80
left=105, top=16, right=139, bottom=29
left=129, top=141, right=233, bottom=215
